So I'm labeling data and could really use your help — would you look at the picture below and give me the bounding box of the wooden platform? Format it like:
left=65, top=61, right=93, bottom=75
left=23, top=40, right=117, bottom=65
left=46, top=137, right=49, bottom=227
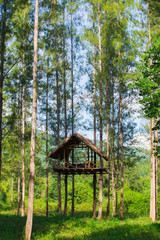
left=53, top=167, right=107, bottom=175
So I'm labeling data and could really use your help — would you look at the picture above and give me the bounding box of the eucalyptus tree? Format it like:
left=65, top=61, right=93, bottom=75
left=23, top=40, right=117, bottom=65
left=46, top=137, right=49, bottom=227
left=25, top=0, right=39, bottom=239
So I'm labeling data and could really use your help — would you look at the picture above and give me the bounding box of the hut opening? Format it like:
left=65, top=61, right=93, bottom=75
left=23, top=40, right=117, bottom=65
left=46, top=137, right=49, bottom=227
left=49, top=132, right=108, bottom=216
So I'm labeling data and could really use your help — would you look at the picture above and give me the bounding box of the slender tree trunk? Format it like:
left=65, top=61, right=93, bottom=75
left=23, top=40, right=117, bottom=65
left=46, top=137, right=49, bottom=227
left=17, top=80, right=21, bottom=216
left=97, top=2, right=103, bottom=219
left=11, top=174, right=13, bottom=208
left=58, top=173, right=61, bottom=215
left=71, top=1, right=75, bottom=216
left=119, top=76, right=124, bottom=220
left=116, top=117, right=120, bottom=214
left=112, top=79, right=116, bottom=216
left=46, top=59, right=49, bottom=217
left=155, top=126, right=158, bottom=216
left=106, top=77, right=110, bottom=218
left=25, top=0, right=39, bottom=239
left=17, top=129, right=21, bottom=216
left=63, top=0, right=67, bottom=139
left=0, top=2, right=6, bottom=178
left=63, top=0, right=68, bottom=216
left=150, top=118, right=156, bottom=221
left=64, top=174, right=67, bottom=216
left=21, top=57, right=25, bottom=217
left=17, top=159, right=21, bottom=215
left=92, top=5, right=96, bottom=218
left=147, top=0, right=157, bottom=222
left=54, top=10, right=61, bottom=216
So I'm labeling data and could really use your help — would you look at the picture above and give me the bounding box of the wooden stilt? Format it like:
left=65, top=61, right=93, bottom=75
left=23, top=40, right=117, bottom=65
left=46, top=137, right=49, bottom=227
left=58, top=154, right=61, bottom=215
left=64, top=149, right=67, bottom=216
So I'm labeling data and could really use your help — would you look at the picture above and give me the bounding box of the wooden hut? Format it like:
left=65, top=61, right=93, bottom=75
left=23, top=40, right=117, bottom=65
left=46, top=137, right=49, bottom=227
left=49, top=132, right=108, bottom=216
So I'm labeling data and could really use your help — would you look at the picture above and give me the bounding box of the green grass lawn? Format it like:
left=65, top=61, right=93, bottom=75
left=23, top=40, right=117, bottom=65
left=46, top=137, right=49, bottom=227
left=0, top=210, right=160, bottom=240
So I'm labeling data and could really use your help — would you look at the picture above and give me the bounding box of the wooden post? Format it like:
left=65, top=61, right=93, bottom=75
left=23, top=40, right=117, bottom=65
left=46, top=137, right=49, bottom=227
left=93, top=152, right=96, bottom=217
left=85, top=147, right=87, bottom=168
left=58, top=154, right=61, bottom=215
left=91, top=150, right=93, bottom=164
left=71, top=149, right=74, bottom=216
left=64, top=149, right=68, bottom=216
left=88, top=147, right=90, bottom=168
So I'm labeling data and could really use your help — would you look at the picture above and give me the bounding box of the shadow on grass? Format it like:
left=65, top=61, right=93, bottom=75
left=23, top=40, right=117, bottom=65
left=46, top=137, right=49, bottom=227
left=0, top=211, right=160, bottom=240
left=55, top=222, right=160, bottom=240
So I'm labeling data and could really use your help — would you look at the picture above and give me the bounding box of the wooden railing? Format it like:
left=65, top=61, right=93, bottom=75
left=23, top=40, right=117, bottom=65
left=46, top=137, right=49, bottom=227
left=53, top=161, right=97, bottom=169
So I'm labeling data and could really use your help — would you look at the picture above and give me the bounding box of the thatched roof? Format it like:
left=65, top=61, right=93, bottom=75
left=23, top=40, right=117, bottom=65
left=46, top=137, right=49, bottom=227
left=49, top=132, right=108, bottom=161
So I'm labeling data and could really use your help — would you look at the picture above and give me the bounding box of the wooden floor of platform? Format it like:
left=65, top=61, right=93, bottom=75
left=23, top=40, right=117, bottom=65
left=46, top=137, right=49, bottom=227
left=53, top=167, right=107, bottom=174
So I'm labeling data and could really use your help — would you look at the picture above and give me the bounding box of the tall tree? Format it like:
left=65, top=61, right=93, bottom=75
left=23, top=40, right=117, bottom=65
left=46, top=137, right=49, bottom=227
left=111, top=78, right=116, bottom=216
left=92, top=3, right=97, bottom=219
left=0, top=1, right=7, bottom=178
left=46, top=58, right=49, bottom=217
left=63, top=0, right=68, bottom=217
left=71, top=0, right=75, bottom=217
left=119, top=70, right=124, bottom=220
left=25, top=0, right=39, bottom=238
left=97, top=1, right=103, bottom=220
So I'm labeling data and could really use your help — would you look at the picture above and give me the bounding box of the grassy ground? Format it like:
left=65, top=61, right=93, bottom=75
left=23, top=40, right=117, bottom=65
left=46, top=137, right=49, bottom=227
left=0, top=209, right=160, bottom=240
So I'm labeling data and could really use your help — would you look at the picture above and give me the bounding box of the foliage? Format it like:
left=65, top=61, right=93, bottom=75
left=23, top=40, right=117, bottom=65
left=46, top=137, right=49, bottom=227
left=135, top=38, right=160, bottom=120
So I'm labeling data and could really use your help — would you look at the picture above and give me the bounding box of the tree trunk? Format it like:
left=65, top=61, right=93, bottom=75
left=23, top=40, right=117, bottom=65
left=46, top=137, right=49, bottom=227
left=147, top=0, right=157, bottom=222
left=17, top=131, right=21, bottom=216
left=0, top=2, right=6, bottom=178
left=71, top=1, right=75, bottom=216
left=21, top=57, right=25, bottom=217
left=71, top=150, right=75, bottom=216
left=25, top=0, right=39, bottom=239
left=92, top=4, right=96, bottom=218
left=58, top=173, right=62, bottom=215
left=116, top=117, right=120, bottom=214
left=150, top=118, right=156, bottom=221
left=11, top=174, right=13, bottom=208
left=97, top=2, right=103, bottom=219
left=111, top=79, right=116, bottom=216
left=63, top=0, right=67, bottom=139
left=17, top=159, right=21, bottom=216
left=46, top=59, right=49, bottom=217
left=54, top=8, right=61, bottom=215
left=106, top=77, right=110, bottom=218
left=63, top=0, right=68, bottom=217
left=119, top=76, right=124, bottom=220
left=155, top=126, right=158, bottom=216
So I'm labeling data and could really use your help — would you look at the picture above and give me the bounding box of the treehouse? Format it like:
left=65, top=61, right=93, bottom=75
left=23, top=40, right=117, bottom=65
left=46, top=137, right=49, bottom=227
left=49, top=132, right=107, bottom=174
left=49, top=132, right=108, bottom=217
